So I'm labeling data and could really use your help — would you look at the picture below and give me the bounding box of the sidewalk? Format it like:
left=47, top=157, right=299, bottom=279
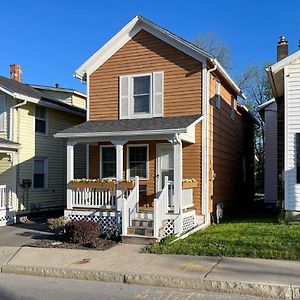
left=1, top=244, right=300, bottom=299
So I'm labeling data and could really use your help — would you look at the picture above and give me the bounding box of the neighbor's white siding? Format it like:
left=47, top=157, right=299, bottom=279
left=264, top=101, right=278, bottom=204
left=285, top=58, right=300, bottom=211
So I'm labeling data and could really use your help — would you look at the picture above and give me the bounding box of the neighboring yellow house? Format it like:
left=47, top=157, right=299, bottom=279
left=0, top=65, right=86, bottom=225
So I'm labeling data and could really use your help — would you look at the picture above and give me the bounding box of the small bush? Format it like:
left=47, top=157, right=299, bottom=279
left=47, top=217, right=67, bottom=235
left=100, top=226, right=121, bottom=242
left=65, top=220, right=100, bottom=245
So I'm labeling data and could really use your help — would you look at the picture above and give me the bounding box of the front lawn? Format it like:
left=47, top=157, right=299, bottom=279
left=146, top=213, right=300, bottom=260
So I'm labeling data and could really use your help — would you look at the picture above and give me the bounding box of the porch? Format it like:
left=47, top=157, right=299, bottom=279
left=55, top=115, right=204, bottom=240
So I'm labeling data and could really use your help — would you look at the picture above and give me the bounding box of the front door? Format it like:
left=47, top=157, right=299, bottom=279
left=156, top=144, right=174, bottom=209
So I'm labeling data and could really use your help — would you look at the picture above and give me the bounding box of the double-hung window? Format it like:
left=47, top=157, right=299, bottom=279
left=215, top=80, right=221, bottom=109
left=33, top=158, right=48, bottom=189
left=101, top=146, right=116, bottom=178
left=0, top=95, right=4, bottom=132
left=127, top=145, right=148, bottom=179
left=35, top=106, right=47, bottom=134
left=132, top=75, right=151, bottom=115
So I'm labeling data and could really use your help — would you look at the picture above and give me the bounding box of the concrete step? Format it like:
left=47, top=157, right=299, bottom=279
left=127, top=226, right=153, bottom=236
left=132, top=219, right=153, bottom=228
left=121, top=234, right=157, bottom=245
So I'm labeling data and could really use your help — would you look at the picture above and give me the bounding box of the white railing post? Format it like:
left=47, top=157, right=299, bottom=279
left=135, top=176, right=139, bottom=216
left=67, top=140, right=77, bottom=209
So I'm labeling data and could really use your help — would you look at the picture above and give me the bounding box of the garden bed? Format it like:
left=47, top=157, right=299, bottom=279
left=146, top=212, right=300, bottom=260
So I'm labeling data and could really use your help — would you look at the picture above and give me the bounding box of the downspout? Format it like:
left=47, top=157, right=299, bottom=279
left=203, top=59, right=217, bottom=226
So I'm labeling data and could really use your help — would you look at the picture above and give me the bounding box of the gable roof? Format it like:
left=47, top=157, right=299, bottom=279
left=258, top=98, right=276, bottom=111
left=267, top=50, right=300, bottom=74
left=75, top=15, right=245, bottom=99
left=55, top=114, right=202, bottom=138
left=0, top=76, right=86, bottom=117
left=30, top=84, right=86, bottom=98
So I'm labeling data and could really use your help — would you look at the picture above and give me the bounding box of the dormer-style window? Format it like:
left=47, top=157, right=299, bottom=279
left=119, top=72, right=163, bottom=119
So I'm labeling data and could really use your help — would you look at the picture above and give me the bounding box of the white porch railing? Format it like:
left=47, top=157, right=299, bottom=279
left=153, top=176, right=169, bottom=238
left=0, top=185, right=11, bottom=209
left=122, top=176, right=139, bottom=235
left=182, top=188, right=194, bottom=210
left=70, top=187, right=116, bottom=209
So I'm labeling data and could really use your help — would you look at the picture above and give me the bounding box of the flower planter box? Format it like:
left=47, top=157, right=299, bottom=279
left=69, top=181, right=115, bottom=190
left=119, top=181, right=135, bottom=189
left=182, top=181, right=198, bottom=189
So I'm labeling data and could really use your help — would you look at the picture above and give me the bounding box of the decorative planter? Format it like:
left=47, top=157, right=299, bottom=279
left=119, top=181, right=135, bottom=189
left=68, top=181, right=115, bottom=190
left=182, top=181, right=198, bottom=189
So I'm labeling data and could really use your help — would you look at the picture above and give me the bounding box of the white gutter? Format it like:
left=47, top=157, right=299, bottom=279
left=9, top=100, right=27, bottom=141
left=202, top=60, right=217, bottom=227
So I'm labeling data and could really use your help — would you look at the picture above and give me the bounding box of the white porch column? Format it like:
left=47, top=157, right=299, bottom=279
left=67, top=140, right=77, bottom=209
left=111, top=140, right=127, bottom=211
left=171, top=134, right=183, bottom=215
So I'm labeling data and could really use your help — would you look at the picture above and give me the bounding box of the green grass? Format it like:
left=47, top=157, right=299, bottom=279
left=146, top=213, right=300, bottom=260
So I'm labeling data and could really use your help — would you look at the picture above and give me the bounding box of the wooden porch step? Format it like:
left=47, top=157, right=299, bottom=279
left=121, top=234, right=157, bottom=245
left=127, top=226, right=153, bottom=236
left=132, top=219, right=153, bottom=228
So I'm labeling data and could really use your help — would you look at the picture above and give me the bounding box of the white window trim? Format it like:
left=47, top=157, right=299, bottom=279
left=215, top=79, right=221, bottom=110
left=34, top=106, right=48, bottom=136
left=0, top=95, right=6, bottom=133
left=32, top=157, right=48, bottom=190
left=126, top=144, right=149, bottom=180
left=129, top=72, right=153, bottom=119
left=99, top=145, right=116, bottom=179
left=230, top=96, right=235, bottom=120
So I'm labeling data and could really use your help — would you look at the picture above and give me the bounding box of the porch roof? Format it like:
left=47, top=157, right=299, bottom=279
left=55, top=115, right=202, bottom=142
left=0, top=138, right=20, bottom=152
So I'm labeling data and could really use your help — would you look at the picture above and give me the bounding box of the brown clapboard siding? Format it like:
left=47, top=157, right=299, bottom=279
left=89, top=29, right=202, bottom=120
left=88, top=29, right=203, bottom=214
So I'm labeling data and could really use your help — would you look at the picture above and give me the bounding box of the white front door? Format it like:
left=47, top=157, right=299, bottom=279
left=156, top=144, right=174, bottom=209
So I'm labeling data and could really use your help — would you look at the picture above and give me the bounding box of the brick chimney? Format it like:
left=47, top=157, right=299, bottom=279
left=277, top=36, right=288, bottom=62
left=10, top=64, right=22, bottom=82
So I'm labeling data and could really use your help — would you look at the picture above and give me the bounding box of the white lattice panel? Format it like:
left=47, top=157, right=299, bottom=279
left=163, top=219, right=174, bottom=238
left=0, top=210, right=15, bottom=226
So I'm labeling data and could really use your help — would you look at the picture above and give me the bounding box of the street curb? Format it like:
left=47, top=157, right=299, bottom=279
left=1, top=264, right=300, bottom=300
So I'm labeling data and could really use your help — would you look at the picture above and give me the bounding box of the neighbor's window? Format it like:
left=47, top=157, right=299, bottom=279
left=132, top=75, right=151, bottom=115
left=230, top=96, right=235, bottom=120
left=33, top=158, right=47, bottom=189
left=35, top=106, right=47, bottom=134
left=127, top=145, right=148, bottom=179
left=297, top=134, right=300, bottom=183
left=0, top=95, right=4, bottom=131
left=101, top=146, right=116, bottom=178
left=215, top=80, right=221, bottom=109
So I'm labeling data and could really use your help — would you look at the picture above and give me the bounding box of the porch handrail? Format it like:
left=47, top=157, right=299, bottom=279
left=153, top=176, right=169, bottom=238
left=122, top=176, right=139, bottom=235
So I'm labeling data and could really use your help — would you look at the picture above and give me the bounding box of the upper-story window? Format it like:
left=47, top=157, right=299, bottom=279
left=119, top=72, right=163, bottom=119
left=230, top=96, right=235, bottom=120
left=215, top=79, right=221, bottom=109
left=35, top=106, right=47, bottom=135
left=0, top=95, right=4, bottom=132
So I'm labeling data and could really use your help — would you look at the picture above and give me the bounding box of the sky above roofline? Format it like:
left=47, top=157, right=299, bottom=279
left=0, top=0, right=299, bottom=93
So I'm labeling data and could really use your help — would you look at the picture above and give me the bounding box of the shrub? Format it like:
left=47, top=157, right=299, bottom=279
left=100, top=226, right=121, bottom=242
left=65, top=220, right=100, bottom=245
left=47, top=217, right=67, bottom=235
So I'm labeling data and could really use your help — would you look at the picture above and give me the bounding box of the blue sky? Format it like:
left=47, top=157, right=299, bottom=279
left=0, top=0, right=299, bottom=93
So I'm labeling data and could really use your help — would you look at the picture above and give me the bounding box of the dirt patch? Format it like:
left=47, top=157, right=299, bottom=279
left=26, top=237, right=116, bottom=251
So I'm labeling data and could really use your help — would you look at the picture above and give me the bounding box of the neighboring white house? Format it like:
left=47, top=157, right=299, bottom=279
left=259, top=99, right=277, bottom=204
left=266, top=37, right=300, bottom=220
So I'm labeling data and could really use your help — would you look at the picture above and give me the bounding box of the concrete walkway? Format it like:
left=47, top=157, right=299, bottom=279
left=0, top=244, right=300, bottom=299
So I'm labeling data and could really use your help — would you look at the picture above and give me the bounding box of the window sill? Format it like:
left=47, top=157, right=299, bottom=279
left=35, top=132, right=48, bottom=137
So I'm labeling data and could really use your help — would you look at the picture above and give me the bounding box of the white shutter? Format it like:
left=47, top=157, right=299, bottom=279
left=0, top=96, right=4, bottom=131
left=119, top=76, right=130, bottom=119
left=153, top=72, right=164, bottom=117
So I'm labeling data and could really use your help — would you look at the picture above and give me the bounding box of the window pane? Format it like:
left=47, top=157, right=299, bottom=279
left=34, top=174, right=45, bottom=188
left=34, top=160, right=44, bottom=173
left=129, top=147, right=147, bottom=161
left=128, top=146, right=147, bottom=178
left=35, top=119, right=46, bottom=133
left=36, top=106, right=46, bottom=119
left=129, top=162, right=146, bottom=178
left=133, top=76, right=150, bottom=95
left=134, top=95, right=150, bottom=113
left=102, top=147, right=116, bottom=178
left=297, top=134, right=300, bottom=183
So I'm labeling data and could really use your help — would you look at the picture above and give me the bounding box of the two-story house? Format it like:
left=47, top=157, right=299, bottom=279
left=0, top=64, right=86, bottom=226
left=56, top=15, right=257, bottom=242
left=263, top=37, right=300, bottom=220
